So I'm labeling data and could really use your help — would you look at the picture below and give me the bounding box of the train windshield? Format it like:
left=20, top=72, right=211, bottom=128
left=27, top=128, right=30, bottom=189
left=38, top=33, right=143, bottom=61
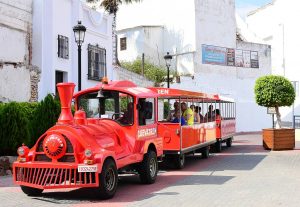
left=77, top=90, right=134, bottom=126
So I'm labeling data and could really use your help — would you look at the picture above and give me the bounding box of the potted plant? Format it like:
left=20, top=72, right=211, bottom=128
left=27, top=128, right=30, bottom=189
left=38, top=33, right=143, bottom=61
left=254, top=75, right=296, bottom=150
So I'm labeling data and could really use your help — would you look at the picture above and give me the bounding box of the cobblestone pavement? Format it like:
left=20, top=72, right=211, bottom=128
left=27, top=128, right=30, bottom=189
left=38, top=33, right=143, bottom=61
left=1, top=134, right=300, bottom=207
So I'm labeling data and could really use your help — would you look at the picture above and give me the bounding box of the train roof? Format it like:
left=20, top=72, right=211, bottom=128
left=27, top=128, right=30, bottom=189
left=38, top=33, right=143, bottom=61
left=73, top=80, right=157, bottom=99
left=149, top=87, right=235, bottom=102
left=73, top=80, right=235, bottom=102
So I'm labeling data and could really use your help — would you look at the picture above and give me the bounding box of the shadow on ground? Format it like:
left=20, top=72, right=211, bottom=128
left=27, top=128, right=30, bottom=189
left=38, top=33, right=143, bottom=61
left=27, top=139, right=267, bottom=205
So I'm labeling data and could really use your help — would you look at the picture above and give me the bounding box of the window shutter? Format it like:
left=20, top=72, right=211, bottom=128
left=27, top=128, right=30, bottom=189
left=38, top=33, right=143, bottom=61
left=58, top=35, right=61, bottom=57
left=88, top=47, right=92, bottom=77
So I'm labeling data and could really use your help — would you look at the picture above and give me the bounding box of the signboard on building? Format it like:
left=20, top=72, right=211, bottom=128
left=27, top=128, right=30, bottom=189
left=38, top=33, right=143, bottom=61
left=250, top=51, right=259, bottom=68
left=235, top=49, right=243, bottom=67
left=243, top=50, right=251, bottom=68
left=202, top=45, right=227, bottom=66
left=226, top=48, right=235, bottom=66
left=202, top=44, right=260, bottom=69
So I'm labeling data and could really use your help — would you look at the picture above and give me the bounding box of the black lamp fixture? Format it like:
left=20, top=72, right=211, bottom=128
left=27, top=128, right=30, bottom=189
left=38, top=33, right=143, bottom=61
left=164, top=52, right=173, bottom=88
left=73, top=21, right=86, bottom=91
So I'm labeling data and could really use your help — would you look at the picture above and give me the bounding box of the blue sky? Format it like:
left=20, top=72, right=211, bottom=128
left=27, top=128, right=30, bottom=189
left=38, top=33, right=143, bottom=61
left=236, top=0, right=273, bottom=19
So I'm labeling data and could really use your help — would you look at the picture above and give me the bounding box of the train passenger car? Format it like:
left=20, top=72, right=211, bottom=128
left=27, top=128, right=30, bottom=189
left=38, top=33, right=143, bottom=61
left=149, top=87, right=236, bottom=169
left=13, top=80, right=163, bottom=199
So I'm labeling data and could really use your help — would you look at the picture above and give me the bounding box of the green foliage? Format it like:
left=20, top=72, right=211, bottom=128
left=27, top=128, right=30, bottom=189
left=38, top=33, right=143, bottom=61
left=30, top=94, right=61, bottom=145
left=254, top=75, right=295, bottom=107
left=164, top=101, right=170, bottom=119
left=0, top=102, right=31, bottom=155
left=87, top=0, right=141, bottom=14
left=0, top=95, right=61, bottom=155
left=121, top=58, right=173, bottom=85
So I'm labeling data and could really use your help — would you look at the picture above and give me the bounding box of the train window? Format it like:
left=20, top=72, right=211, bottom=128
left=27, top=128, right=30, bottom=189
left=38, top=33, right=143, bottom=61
left=78, top=94, right=99, bottom=118
left=158, top=98, right=180, bottom=122
left=77, top=91, right=134, bottom=126
left=138, top=98, right=155, bottom=126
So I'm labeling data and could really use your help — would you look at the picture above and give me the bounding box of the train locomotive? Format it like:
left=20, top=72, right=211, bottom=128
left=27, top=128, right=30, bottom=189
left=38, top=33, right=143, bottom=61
left=13, top=80, right=163, bottom=199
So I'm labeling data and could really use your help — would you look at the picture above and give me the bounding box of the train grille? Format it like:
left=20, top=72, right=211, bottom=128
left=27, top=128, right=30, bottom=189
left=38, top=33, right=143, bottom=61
left=35, top=134, right=75, bottom=162
left=15, top=167, right=97, bottom=187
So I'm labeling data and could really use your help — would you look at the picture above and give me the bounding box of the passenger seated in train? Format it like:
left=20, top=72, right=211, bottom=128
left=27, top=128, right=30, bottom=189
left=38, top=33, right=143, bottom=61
left=214, top=109, right=221, bottom=120
left=204, top=104, right=214, bottom=122
left=190, top=105, right=200, bottom=124
left=196, top=106, right=204, bottom=123
left=181, top=102, right=194, bottom=125
left=171, top=110, right=186, bottom=126
left=117, top=102, right=134, bottom=125
left=166, top=101, right=180, bottom=122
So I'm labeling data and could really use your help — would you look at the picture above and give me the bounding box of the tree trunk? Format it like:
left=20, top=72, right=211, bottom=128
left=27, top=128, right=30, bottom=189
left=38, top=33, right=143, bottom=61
left=275, top=106, right=282, bottom=129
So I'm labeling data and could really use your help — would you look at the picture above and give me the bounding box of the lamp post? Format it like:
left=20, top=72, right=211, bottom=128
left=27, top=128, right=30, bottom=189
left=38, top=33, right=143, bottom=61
left=164, top=52, right=172, bottom=88
left=73, top=21, right=86, bottom=91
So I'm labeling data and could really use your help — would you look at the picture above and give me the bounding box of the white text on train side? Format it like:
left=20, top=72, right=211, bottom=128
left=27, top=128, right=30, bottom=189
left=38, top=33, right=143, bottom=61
left=138, top=128, right=157, bottom=138
left=157, top=89, right=169, bottom=95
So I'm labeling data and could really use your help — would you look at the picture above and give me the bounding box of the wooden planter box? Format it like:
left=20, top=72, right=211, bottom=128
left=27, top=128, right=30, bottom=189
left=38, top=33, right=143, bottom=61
left=263, top=128, right=295, bottom=150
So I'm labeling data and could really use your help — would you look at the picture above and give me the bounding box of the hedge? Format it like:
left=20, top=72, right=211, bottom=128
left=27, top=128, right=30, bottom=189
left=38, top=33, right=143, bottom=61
left=0, top=94, right=61, bottom=156
left=121, top=58, right=176, bottom=85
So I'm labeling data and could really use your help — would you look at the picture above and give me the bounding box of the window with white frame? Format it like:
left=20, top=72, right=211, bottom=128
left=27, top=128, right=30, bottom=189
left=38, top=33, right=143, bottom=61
left=58, top=35, right=69, bottom=59
left=88, top=44, right=106, bottom=81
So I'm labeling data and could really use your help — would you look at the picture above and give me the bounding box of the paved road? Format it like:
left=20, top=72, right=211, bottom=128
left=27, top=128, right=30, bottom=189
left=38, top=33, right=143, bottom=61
left=1, top=134, right=300, bottom=207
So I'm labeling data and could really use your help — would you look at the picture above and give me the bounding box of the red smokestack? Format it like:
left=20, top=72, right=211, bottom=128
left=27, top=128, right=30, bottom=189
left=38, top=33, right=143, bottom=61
left=57, top=83, right=75, bottom=124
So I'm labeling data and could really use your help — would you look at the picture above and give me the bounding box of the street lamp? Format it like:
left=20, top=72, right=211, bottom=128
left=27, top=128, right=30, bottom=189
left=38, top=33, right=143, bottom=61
left=164, top=52, right=172, bottom=88
left=73, top=21, right=86, bottom=91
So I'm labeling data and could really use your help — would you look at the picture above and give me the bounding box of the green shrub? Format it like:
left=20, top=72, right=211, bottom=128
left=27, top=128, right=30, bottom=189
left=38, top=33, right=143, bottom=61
left=0, top=102, right=30, bottom=155
left=0, top=95, right=61, bottom=155
left=254, top=75, right=295, bottom=128
left=30, top=94, right=61, bottom=145
left=255, top=75, right=295, bottom=107
left=121, top=58, right=175, bottom=85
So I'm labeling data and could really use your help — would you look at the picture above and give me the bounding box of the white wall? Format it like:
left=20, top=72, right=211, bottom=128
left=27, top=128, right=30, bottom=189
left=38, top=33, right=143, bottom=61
left=33, top=0, right=113, bottom=99
left=247, top=0, right=300, bottom=125
left=116, top=0, right=272, bottom=132
left=118, top=27, right=145, bottom=63
left=118, top=26, right=164, bottom=66
left=117, top=0, right=196, bottom=72
left=171, top=41, right=272, bottom=132
left=0, top=0, right=34, bottom=102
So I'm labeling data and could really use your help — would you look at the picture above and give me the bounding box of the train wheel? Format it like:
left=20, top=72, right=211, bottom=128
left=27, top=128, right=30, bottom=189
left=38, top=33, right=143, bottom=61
left=98, top=159, right=118, bottom=199
left=215, top=140, right=222, bottom=153
left=201, top=147, right=209, bottom=159
left=20, top=186, right=43, bottom=196
left=174, top=154, right=185, bottom=169
left=226, top=138, right=233, bottom=147
left=139, top=150, right=158, bottom=184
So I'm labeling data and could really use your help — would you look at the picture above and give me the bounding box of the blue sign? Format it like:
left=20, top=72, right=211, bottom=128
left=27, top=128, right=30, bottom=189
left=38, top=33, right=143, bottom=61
left=202, top=45, right=227, bottom=66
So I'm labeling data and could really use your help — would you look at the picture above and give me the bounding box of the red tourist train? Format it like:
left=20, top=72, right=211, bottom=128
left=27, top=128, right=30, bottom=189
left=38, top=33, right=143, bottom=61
left=13, top=80, right=236, bottom=199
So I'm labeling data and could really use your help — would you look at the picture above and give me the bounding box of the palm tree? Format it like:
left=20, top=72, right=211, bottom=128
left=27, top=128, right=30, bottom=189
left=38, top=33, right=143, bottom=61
left=87, top=0, right=141, bottom=65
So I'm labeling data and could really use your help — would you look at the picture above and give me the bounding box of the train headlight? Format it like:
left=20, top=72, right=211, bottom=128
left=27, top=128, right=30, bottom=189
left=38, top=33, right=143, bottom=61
left=17, top=147, right=25, bottom=156
left=17, top=144, right=29, bottom=161
left=84, top=149, right=93, bottom=158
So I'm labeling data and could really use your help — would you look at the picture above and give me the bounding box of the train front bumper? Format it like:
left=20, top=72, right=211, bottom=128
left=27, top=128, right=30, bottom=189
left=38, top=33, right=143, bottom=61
left=13, top=162, right=99, bottom=189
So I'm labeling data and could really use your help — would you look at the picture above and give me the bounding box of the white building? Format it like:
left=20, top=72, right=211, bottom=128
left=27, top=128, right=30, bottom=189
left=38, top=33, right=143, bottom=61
left=117, top=0, right=272, bottom=132
left=246, top=0, right=300, bottom=126
left=33, top=0, right=113, bottom=99
left=0, top=0, right=40, bottom=102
